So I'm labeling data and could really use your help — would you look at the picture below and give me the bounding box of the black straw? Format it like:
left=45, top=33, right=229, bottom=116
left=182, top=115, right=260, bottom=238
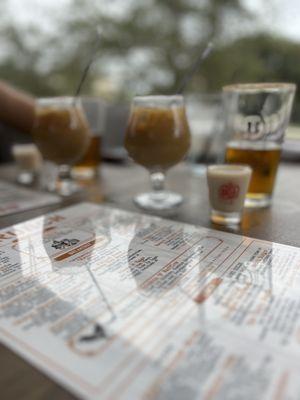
left=74, top=31, right=102, bottom=100
left=176, top=42, right=214, bottom=94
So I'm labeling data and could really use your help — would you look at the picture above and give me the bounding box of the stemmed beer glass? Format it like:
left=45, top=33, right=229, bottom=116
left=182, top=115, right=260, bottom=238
left=125, top=95, right=191, bottom=211
left=32, top=97, right=91, bottom=196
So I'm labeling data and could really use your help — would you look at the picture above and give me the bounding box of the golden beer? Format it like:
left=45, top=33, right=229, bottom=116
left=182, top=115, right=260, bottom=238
left=73, top=136, right=101, bottom=178
left=225, top=141, right=281, bottom=206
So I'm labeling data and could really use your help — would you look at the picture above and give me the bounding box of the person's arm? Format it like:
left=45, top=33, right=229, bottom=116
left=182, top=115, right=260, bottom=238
left=0, top=81, right=35, bottom=134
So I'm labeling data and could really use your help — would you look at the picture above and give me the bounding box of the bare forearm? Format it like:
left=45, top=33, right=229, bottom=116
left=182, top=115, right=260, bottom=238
left=0, top=81, right=35, bottom=134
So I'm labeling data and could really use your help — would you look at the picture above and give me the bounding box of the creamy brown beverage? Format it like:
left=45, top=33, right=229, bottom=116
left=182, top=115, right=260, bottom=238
left=32, top=105, right=91, bottom=165
left=124, top=95, right=191, bottom=211
left=125, top=106, right=190, bottom=171
left=12, top=144, right=42, bottom=171
left=207, top=165, right=252, bottom=224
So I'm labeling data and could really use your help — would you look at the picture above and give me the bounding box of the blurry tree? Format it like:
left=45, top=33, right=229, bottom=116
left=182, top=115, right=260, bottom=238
left=1, top=0, right=300, bottom=121
left=201, top=33, right=300, bottom=121
left=0, top=0, right=96, bottom=96
left=0, top=0, right=252, bottom=98
left=58, top=0, right=252, bottom=97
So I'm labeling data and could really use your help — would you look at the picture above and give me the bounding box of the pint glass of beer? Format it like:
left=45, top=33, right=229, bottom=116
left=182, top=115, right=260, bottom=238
left=73, top=97, right=106, bottom=179
left=223, top=83, right=296, bottom=207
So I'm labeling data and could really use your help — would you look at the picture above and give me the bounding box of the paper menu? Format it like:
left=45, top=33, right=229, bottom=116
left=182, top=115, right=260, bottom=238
left=0, top=180, right=60, bottom=217
left=1, top=202, right=300, bottom=399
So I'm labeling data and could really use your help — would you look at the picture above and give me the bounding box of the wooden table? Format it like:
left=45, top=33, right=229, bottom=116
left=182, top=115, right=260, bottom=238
left=0, top=161, right=300, bottom=399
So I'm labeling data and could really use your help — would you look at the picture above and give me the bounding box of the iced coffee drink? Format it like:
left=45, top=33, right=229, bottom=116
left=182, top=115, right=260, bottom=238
left=207, top=164, right=252, bottom=225
left=32, top=99, right=90, bottom=165
left=125, top=102, right=190, bottom=171
left=124, top=95, right=191, bottom=212
left=32, top=97, right=91, bottom=196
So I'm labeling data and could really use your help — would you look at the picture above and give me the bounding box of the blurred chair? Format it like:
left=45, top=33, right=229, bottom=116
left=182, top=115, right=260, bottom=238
left=102, top=103, right=129, bottom=162
left=186, top=93, right=224, bottom=174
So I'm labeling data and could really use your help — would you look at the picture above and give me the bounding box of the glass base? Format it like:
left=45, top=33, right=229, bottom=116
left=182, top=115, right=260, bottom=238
left=16, top=171, right=35, bottom=185
left=134, top=191, right=183, bottom=211
left=211, top=209, right=241, bottom=226
left=53, top=164, right=83, bottom=197
left=72, top=166, right=98, bottom=180
left=245, top=193, right=272, bottom=208
left=54, top=179, right=82, bottom=197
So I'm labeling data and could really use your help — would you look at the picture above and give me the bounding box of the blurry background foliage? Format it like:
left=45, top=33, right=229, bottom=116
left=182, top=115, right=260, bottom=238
left=1, top=0, right=300, bottom=121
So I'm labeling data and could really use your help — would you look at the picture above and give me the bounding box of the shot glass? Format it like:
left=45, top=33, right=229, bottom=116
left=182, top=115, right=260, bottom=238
left=12, top=144, right=43, bottom=185
left=207, top=164, right=252, bottom=225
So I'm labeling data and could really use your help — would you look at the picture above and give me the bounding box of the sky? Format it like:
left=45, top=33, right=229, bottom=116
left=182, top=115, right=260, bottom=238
left=244, top=0, right=300, bottom=41
left=6, top=0, right=300, bottom=43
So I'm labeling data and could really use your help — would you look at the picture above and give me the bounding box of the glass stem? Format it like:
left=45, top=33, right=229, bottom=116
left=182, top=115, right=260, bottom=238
left=150, top=171, right=165, bottom=192
left=58, top=164, right=72, bottom=181
left=57, top=164, right=74, bottom=196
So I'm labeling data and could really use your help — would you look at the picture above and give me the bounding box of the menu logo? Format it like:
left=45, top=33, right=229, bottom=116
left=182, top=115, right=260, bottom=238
left=219, top=182, right=240, bottom=201
left=51, top=238, right=80, bottom=250
left=79, top=324, right=107, bottom=342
